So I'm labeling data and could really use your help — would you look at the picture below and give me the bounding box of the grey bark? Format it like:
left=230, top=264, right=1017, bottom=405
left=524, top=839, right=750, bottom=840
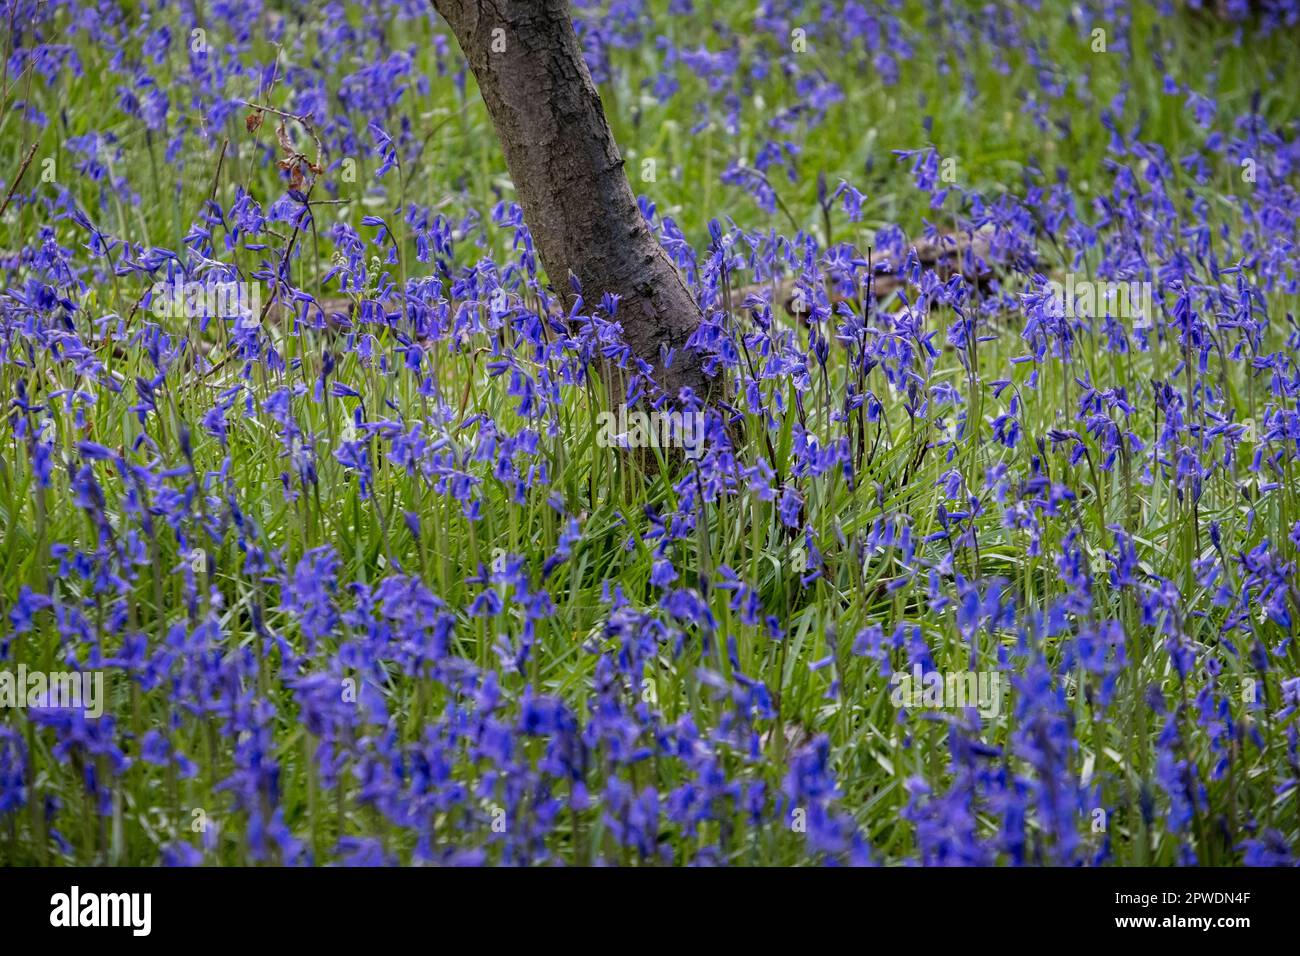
left=430, top=0, right=709, bottom=402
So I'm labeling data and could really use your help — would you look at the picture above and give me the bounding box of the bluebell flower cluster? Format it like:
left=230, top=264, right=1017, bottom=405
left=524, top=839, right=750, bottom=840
left=2, top=0, right=1299, bottom=866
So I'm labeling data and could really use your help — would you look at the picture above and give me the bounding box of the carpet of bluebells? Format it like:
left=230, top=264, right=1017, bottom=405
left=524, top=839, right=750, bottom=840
left=2, top=0, right=1300, bottom=867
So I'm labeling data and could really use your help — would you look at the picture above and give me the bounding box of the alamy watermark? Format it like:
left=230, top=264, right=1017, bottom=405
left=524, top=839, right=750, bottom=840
left=595, top=405, right=706, bottom=459
left=1046, top=274, right=1153, bottom=326
left=889, top=666, right=1005, bottom=719
left=149, top=277, right=262, bottom=325
left=0, top=665, right=104, bottom=718
left=50, top=886, right=151, bottom=936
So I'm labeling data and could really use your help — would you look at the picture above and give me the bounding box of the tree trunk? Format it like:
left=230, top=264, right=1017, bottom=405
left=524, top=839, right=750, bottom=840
left=430, top=0, right=709, bottom=402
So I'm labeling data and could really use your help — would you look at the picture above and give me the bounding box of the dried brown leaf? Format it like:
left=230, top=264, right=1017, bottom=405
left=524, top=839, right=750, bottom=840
left=275, top=121, right=295, bottom=155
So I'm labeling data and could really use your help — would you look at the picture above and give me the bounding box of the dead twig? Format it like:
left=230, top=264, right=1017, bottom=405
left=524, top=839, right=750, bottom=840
left=0, top=140, right=38, bottom=218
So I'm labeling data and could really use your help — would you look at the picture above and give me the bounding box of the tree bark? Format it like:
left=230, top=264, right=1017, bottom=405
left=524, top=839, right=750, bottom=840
left=430, top=0, right=709, bottom=402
